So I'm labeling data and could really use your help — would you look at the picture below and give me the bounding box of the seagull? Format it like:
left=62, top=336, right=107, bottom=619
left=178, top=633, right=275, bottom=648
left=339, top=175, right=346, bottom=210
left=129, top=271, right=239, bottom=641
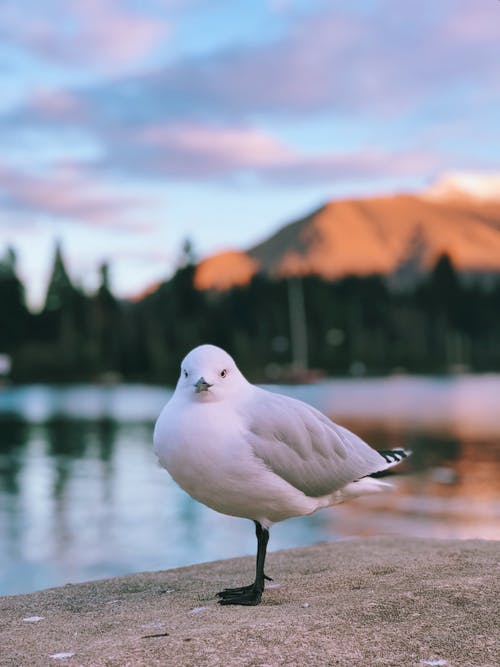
left=154, top=344, right=409, bottom=606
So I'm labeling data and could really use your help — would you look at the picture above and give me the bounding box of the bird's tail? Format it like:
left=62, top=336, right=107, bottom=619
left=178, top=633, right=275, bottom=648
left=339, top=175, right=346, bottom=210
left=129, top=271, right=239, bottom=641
left=369, top=448, right=411, bottom=478
left=317, top=448, right=411, bottom=508
left=321, top=477, right=393, bottom=507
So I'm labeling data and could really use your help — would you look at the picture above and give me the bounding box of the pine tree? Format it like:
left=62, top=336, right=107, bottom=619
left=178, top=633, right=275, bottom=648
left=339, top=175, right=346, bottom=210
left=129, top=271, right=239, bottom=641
left=43, top=242, right=75, bottom=312
left=0, top=247, right=29, bottom=351
left=38, top=241, right=87, bottom=376
left=91, top=262, right=121, bottom=374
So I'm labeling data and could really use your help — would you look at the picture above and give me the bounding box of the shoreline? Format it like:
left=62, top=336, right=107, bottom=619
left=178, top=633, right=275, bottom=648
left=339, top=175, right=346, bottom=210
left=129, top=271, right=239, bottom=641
left=1, top=537, right=498, bottom=667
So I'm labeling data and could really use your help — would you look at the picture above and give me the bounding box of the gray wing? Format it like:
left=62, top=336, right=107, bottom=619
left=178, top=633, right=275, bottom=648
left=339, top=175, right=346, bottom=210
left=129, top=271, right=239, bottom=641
left=244, top=388, right=388, bottom=497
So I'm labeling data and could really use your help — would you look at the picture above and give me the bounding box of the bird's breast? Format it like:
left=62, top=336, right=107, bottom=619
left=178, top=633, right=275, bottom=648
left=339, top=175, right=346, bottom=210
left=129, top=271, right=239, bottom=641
left=153, top=400, right=247, bottom=501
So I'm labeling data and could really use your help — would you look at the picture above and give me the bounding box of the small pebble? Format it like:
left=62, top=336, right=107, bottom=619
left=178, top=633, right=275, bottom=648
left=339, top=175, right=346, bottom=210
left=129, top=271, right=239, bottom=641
left=49, top=653, right=75, bottom=660
left=301, top=603, right=310, bottom=608
left=23, top=616, right=44, bottom=623
left=422, top=660, right=448, bottom=666
left=189, top=606, right=207, bottom=615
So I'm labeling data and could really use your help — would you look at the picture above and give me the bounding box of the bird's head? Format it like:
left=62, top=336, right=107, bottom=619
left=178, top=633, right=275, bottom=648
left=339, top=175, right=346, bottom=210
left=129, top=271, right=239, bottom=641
left=176, top=344, right=248, bottom=402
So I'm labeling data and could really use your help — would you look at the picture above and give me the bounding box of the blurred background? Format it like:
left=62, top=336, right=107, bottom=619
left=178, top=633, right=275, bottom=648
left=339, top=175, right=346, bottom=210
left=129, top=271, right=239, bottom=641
left=1, top=0, right=499, bottom=596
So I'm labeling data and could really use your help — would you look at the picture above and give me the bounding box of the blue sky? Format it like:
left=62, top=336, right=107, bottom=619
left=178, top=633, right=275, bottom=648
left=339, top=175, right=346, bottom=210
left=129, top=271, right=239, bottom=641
left=1, top=0, right=499, bottom=306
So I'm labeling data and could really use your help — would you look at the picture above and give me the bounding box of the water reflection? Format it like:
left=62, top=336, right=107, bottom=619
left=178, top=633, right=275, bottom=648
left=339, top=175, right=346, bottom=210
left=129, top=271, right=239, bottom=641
left=332, top=421, right=500, bottom=540
left=0, top=379, right=499, bottom=596
left=0, top=418, right=27, bottom=495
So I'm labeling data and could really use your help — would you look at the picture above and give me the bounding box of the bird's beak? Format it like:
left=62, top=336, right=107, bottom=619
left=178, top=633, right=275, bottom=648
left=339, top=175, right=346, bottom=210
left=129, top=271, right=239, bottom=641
left=194, top=377, right=213, bottom=393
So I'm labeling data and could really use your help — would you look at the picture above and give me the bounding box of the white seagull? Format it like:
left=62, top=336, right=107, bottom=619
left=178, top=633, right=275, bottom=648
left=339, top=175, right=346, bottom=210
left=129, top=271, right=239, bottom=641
left=154, top=344, right=409, bottom=605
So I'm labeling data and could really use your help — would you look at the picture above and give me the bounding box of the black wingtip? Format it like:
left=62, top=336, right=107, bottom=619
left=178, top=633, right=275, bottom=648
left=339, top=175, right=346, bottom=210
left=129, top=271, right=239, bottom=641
left=367, top=448, right=411, bottom=478
left=378, top=448, right=410, bottom=464
left=368, top=468, right=396, bottom=478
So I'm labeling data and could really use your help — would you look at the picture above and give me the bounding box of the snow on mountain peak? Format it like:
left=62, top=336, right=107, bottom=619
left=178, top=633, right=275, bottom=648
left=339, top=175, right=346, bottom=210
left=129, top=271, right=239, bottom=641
left=425, top=171, right=500, bottom=202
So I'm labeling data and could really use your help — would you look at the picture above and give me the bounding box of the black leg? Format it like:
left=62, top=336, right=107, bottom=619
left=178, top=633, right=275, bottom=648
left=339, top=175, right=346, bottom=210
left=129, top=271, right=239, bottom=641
left=217, top=521, right=270, bottom=605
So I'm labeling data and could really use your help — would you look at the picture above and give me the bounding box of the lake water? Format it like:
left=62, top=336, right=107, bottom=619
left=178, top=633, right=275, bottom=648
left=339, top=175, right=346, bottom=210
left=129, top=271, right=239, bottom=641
left=0, top=377, right=499, bottom=596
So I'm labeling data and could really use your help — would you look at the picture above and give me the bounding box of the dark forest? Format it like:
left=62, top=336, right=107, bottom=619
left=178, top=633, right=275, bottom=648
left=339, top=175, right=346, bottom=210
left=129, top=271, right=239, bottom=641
left=2, top=243, right=500, bottom=384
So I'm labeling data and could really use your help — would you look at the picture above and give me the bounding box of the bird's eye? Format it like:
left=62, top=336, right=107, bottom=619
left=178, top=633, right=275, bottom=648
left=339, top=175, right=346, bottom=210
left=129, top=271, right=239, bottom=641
left=220, top=369, right=227, bottom=378
left=183, top=369, right=188, bottom=378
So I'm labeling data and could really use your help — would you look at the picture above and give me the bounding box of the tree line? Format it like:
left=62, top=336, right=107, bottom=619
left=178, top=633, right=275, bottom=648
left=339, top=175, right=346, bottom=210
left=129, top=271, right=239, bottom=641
left=1, top=242, right=500, bottom=384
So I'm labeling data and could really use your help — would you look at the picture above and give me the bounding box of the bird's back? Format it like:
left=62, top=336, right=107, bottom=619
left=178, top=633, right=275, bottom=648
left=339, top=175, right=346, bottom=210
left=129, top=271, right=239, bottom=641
left=244, top=387, right=390, bottom=497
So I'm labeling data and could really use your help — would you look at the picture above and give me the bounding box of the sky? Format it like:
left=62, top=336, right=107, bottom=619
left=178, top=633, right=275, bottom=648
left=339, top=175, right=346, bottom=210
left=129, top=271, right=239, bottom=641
left=1, top=0, right=499, bottom=308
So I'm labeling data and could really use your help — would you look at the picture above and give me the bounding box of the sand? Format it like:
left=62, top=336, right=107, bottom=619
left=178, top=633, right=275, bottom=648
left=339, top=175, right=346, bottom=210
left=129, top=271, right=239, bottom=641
left=1, top=537, right=499, bottom=667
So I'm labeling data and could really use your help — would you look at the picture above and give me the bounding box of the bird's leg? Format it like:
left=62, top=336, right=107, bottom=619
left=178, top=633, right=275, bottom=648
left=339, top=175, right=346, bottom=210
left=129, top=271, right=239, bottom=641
left=217, top=521, right=270, bottom=605
left=217, top=521, right=271, bottom=596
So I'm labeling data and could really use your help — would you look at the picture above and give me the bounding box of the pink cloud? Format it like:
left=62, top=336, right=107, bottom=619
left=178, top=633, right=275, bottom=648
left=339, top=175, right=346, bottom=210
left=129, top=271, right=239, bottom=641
left=136, top=121, right=443, bottom=184
left=0, top=0, right=169, bottom=71
left=263, top=147, right=444, bottom=186
left=130, top=0, right=499, bottom=119
left=0, top=163, right=153, bottom=228
left=2, top=2, right=495, bottom=196
left=67, top=0, right=169, bottom=69
left=140, top=124, right=295, bottom=169
left=28, top=88, right=87, bottom=121
left=445, top=0, right=500, bottom=43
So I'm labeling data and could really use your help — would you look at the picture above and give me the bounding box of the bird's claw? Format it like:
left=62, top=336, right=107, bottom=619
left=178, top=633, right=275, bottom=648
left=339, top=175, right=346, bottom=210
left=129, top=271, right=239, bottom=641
left=216, top=583, right=255, bottom=597
left=217, top=587, right=263, bottom=605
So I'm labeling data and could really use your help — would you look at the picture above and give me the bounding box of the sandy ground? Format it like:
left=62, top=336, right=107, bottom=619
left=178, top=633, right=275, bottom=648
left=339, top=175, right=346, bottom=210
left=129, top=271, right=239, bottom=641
left=1, top=537, right=499, bottom=667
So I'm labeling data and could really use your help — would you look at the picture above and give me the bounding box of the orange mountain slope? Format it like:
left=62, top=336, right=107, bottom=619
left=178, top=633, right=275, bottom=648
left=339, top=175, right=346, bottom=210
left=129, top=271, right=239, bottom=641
left=194, top=193, right=500, bottom=290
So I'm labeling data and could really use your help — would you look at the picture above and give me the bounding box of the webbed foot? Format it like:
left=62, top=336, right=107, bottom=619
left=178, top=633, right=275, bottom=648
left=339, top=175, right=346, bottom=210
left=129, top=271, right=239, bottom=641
left=217, top=585, right=263, bottom=606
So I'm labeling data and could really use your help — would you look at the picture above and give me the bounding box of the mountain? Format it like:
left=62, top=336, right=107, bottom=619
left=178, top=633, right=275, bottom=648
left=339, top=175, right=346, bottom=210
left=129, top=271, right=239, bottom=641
left=194, top=184, right=500, bottom=290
